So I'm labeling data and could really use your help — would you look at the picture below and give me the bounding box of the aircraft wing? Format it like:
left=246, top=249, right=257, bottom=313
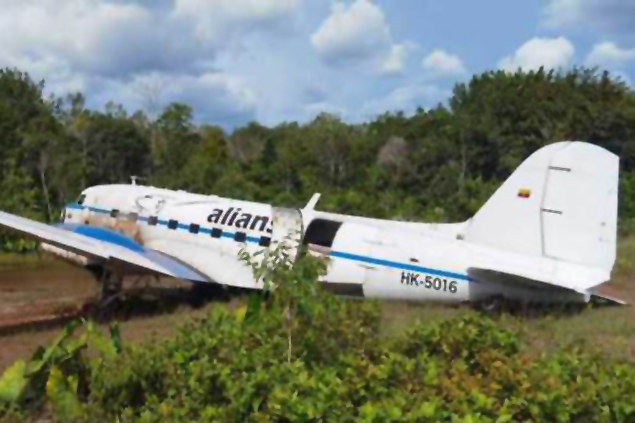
left=0, top=211, right=210, bottom=282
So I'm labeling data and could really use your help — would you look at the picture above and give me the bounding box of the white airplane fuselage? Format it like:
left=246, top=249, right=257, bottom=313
left=56, top=183, right=589, bottom=305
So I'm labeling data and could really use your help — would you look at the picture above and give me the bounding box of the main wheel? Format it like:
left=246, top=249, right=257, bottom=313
left=86, top=266, right=124, bottom=307
left=476, top=295, right=505, bottom=314
left=190, top=282, right=228, bottom=306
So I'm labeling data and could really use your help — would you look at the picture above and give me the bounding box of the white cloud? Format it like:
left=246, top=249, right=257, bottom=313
left=0, top=51, right=85, bottom=96
left=311, top=0, right=391, bottom=64
left=499, top=37, right=575, bottom=72
left=422, top=49, right=466, bottom=77
left=0, top=0, right=474, bottom=130
left=586, top=42, right=635, bottom=67
left=0, top=0, right=300, bottom=82
left=311, top=0, right=411, bottom=74
left=172, top=0, right=299, bottom=43
left=543, top=0, right=635, bottom=33
left=161, top=73, right=257, bottom=125
left=174, top=0, right=298, bottom=21
left=0, top=0, right=226, bottom=85
left=0, top=0, right=302, bottom=127
left=380, top=43, right=414, bottom=75
left=98, top=71, right=257, bottom=127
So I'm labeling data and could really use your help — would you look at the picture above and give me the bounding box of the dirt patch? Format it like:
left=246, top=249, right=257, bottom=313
left=0, top=259, right=95, bottom=326
left=0, top=254, right=252, bottom=371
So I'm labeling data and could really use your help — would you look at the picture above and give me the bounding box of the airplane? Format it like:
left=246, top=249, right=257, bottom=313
left=0, top=140, right=625, bottom=309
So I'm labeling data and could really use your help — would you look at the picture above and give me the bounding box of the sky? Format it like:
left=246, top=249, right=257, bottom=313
left=1, top=0, right=634, bottom=130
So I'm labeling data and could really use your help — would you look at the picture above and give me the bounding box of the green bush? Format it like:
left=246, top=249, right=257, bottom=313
left=78, top=308, right=635, bottom=422
left=3, top=305, right=635, bottom=422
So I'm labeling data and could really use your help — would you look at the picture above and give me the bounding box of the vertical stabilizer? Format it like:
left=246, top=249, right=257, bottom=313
left=463, top=141, right=619, bottom=273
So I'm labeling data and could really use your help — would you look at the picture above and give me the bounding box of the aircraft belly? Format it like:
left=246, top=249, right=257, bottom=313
left=467, top=269, right=588, bottom=303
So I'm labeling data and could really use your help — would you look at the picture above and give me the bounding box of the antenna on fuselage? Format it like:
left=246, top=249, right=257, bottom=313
left=303, top=193, right=321, bottom=212
left=130, top=175, right=146, bottom=186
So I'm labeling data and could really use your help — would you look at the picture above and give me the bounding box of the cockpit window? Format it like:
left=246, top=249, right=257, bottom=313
left=77, top=194, right=86, bottom=205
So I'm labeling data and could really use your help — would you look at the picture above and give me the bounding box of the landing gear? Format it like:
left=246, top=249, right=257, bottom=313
left=86, top=265, right=124, bottom=308
left=190, top=283, right=228, bottom=306
left=99, top=269, right=124, bottom=308
left=475, top=295, right=506, bottom=315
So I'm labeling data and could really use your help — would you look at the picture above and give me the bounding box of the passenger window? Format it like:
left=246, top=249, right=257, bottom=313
left=148, top=216, right=158, bottom=226
left=189, top=223, right=200, bottom=234
left=168, top=219, right=178, bottom=230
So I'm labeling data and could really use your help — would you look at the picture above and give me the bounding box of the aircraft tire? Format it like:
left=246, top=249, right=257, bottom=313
left=190, top=282, right=228, bottom=306
left=476, top=295, right=505, bottom=315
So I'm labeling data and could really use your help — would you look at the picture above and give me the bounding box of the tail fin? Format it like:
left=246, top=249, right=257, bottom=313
left=463, top=141, right=619, bottom=273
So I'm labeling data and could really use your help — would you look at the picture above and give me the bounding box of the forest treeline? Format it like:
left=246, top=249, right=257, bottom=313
left=1, top=66, right=634, bottom=250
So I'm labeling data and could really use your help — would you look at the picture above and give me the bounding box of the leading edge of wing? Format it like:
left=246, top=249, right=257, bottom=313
left=0, top=211, right=210, bottom=283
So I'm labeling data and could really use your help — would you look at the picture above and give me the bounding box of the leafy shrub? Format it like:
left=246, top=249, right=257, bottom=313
left=80, top=308, right=635, bottom=422
left=0, top=319, right=121, bottom=422
left=394, top=312, right=520, bottom=365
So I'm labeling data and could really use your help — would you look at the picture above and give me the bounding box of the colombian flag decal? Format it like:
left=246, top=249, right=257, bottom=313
left=517, top=188, right=531, bottom=198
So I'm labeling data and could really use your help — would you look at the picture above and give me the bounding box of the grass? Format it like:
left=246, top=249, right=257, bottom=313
left=0, top=252, right=63, bottom=270
left=379, top=302, right=635, bottom=361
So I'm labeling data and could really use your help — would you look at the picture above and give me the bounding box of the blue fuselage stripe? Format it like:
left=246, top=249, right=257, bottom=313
left=328, top=251, right=470, bottom=281
left=65, top=202, right=470, bottom=282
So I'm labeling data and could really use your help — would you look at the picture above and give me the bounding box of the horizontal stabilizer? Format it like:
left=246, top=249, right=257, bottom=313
left=590, top=293, right=628, bottom=306
left=469, top=254, right=611, bottom=294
